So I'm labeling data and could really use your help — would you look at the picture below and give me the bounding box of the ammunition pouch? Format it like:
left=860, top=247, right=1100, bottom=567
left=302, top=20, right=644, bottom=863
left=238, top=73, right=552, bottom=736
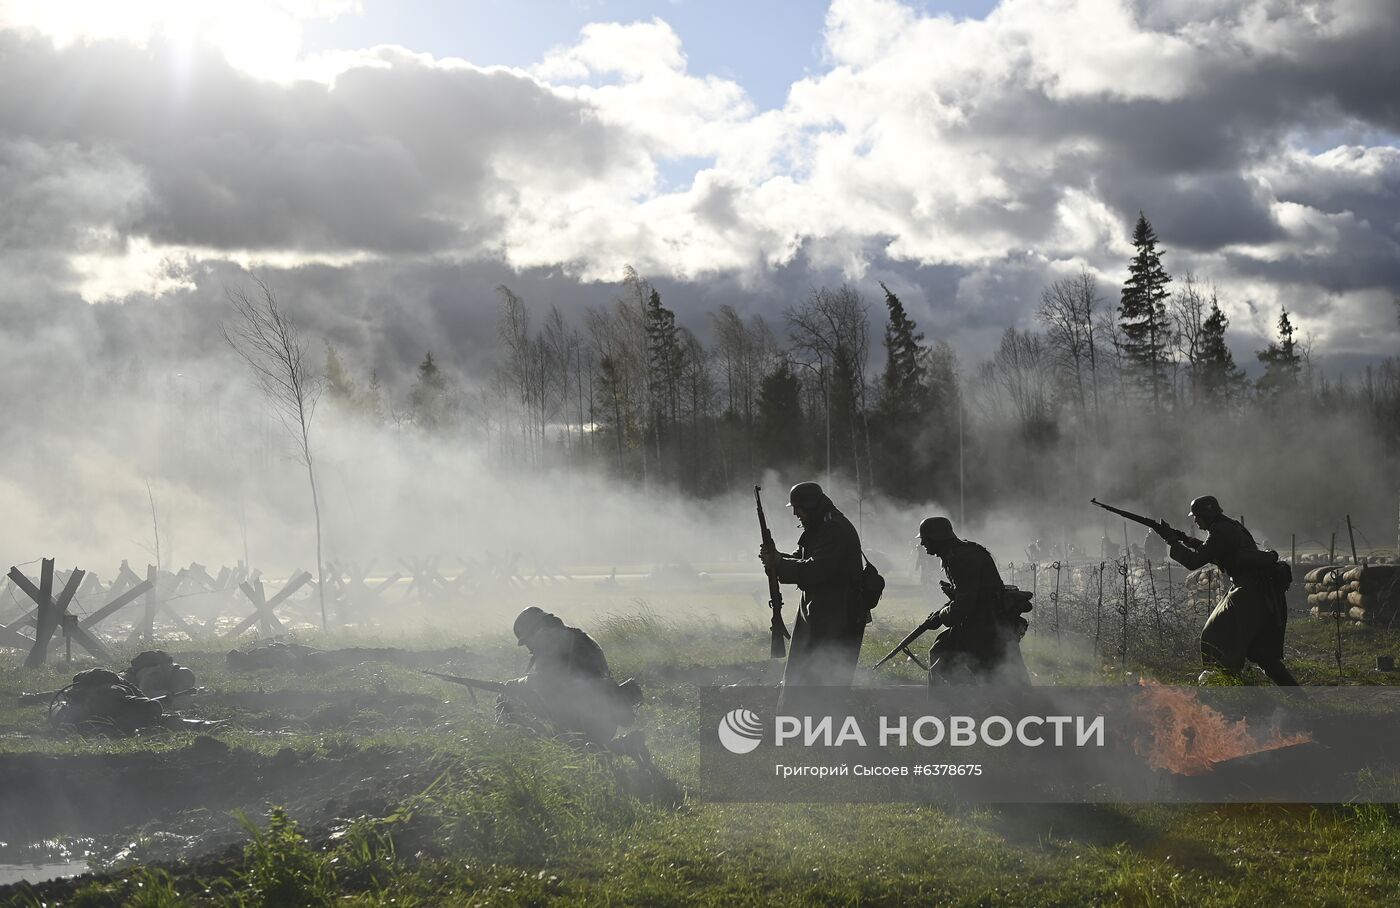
left=857, top=556, right=885, bottom=612
left=1236, top=548, right=1280, bottom=570
left=1000, top=586, right=1034, bottom=617
left=1237, top=548, right=1291, bottom=589
left=615, top=677, right=644, bottom=709
left=1000, top=586, right=1034, bottom=640
left=598, top=677, right=641, bottom=727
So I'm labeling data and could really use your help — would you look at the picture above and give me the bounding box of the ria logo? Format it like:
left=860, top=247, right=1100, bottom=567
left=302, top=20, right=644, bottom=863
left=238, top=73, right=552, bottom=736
left=717, top=708, right=763, bottom=754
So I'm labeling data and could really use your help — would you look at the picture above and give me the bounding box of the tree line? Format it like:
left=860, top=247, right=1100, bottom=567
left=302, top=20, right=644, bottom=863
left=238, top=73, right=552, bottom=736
left=318, top=213, right=1400, bottom=514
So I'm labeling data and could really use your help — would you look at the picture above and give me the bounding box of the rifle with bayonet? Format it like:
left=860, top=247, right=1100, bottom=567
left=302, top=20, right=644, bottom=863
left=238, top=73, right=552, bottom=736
left=1090, top=498, right=1199, bottom=548
left=872, top=612, right=945, bottom=671
left=755, top=485, right=792, bottom=659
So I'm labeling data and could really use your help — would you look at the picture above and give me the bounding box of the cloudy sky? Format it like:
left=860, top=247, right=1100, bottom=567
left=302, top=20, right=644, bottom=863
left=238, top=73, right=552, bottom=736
left=2, top=0, right=1398, bottom=383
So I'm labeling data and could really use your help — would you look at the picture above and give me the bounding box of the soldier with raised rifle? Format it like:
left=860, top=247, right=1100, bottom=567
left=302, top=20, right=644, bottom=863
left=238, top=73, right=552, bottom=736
left=911, top=516, right=1031, bottom=684
left=1092, top=496, right=1298, bottom=686
left=758, top=481, right=870, bottom=689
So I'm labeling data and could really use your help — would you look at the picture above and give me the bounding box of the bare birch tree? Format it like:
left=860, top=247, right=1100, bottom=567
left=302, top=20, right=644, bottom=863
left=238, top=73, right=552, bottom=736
left=1037, top=268, right=1102, bottom=418
left=787, top=285, right=872, bottom=491
left=223, top=277, right=328, bottom=631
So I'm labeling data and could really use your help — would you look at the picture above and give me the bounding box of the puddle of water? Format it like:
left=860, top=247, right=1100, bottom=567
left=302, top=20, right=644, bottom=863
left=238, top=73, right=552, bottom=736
left=0, top=861, right=89, bottom=886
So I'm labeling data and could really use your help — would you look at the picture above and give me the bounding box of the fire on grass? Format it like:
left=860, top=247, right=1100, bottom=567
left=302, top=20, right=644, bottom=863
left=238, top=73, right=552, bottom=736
left=1131, top=681, right=1311, bottom=776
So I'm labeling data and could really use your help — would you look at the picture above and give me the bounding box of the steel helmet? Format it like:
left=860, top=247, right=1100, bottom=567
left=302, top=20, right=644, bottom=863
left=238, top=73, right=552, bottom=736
left=787, top=481, right=826, bottom=511
left=1188, top=496, right=1223, bottom=520
left=513, top=606, right=550, bottom=646
left=919, top=516, right=956, bottom=544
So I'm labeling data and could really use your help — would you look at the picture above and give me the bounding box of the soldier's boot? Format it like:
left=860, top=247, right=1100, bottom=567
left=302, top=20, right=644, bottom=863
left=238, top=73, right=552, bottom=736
left=1256, top=659, right=1301, bottom=688
left=610, top=730, right=653, bottom=768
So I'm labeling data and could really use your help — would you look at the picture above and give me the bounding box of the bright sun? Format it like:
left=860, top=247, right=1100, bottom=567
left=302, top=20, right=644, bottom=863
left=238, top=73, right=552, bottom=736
left=0, top=0, right=356, bottom=83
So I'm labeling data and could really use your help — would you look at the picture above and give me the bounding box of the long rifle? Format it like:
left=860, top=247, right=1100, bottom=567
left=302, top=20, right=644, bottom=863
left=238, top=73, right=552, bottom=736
left=422, top=670, right=509, bottom=707
left=422, top=670, right=506, bottom=693
left=151, top=687, right=200, bottom=702
left=1090, top=499, right=1197, bottom=548
left=21, top=685, right=201, bottom=706
left=872, top=613, right=944, bottom=671
left=755, top=486, right=791, bottom=658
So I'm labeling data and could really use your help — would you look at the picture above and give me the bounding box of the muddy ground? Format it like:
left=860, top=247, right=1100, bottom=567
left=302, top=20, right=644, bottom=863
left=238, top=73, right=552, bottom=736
left=0, top=645, right=492, bottom=903
left=0, top=739, right=458, bottom=859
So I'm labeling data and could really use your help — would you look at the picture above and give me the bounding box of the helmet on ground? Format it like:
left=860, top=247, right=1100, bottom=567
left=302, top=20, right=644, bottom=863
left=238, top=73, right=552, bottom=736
left=787, top=481, right=826, bottom=511
left=1188, top=496, right=1223, bottom=520
left=513, top=606, right=550, bottom=646
left=919, top=517, right=956, bottom=545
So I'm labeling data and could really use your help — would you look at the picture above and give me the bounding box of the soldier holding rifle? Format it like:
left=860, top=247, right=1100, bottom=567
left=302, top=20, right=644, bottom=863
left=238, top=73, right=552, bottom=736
left=427, top=607, right=646, bottom=760
left=904, top=516, right=1031, bottom=684
left=1091, top=496, right=1298, bottom=686
left=758, top=482, right=869, bottom=688
left=502, top=606, right=643, bottom=740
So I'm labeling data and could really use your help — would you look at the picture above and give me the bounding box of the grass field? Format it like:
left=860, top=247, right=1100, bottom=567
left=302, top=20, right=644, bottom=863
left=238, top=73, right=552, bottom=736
left=3, top=575, right=1400, bottom=906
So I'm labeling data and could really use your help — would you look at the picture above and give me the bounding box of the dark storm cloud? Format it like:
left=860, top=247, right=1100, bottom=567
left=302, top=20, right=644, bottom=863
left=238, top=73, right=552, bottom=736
left=946, top=0, right=1400, bottom=257
left=1130, top=0, right=1400, bottom=130
left=1223, top=243, right=1400, bottom=296
left=1097, top=169, right=1281, bottom=251
left=0, top=33, right=638, bottom=256
left=1266, top=148, right=1400, bottom=244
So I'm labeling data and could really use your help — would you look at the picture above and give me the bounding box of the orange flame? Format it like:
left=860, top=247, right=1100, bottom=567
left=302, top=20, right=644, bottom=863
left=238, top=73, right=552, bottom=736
left=1132, top=681, right=1312, bottom=775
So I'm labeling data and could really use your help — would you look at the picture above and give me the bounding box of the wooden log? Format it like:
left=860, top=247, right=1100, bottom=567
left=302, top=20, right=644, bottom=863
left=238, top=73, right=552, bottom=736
left=135, top=565, right=158, bottom=642
left=155, top=569, right=200, bottom=640
left=81, top=579, right=154, bottom=629
left=0, top=622, right=36, bottom=650
left=227, top=580, right=281, bottom=639
left=224, top=571, right=312, bottom=639
left=10, top=563, right=113, bottom=665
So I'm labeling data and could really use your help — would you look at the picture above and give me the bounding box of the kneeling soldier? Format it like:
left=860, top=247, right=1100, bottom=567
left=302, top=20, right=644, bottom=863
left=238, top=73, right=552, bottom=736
left=505, top=607, right=644, bottom=750
left=919, top=516, right=1031, bottom=684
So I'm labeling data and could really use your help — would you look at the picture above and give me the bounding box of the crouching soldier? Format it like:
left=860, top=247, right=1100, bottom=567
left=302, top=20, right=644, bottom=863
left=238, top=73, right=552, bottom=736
left=919, top=517, right=1031, bottom=685
left=123, top=650, right=197, bottom=698
left=49, top=668, right=223, bottom=736
left=503, top=607, right=646, bottom=759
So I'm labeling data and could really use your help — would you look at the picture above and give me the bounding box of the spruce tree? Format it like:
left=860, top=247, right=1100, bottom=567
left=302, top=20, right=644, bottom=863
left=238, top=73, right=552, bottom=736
left=756, top=362, right=803, bottom=470
left=876, top=282, right=929, bottom=497
left=1118, top=212, right=1173, bottom=408
left=879, top=282, right=927, bottom=415
left=408, top=352, right=449, bottom=429
left=597, top=355, right=629, bottom=474
left=644, top=288, right=683, bottom=426
left=1197, top=296, right=1245, bottom=407
left=1256, top=307, right=1303, bottom=398
left=323, top=342, right=357, bottom=405
left=362, top=370, right=385, bottom=422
